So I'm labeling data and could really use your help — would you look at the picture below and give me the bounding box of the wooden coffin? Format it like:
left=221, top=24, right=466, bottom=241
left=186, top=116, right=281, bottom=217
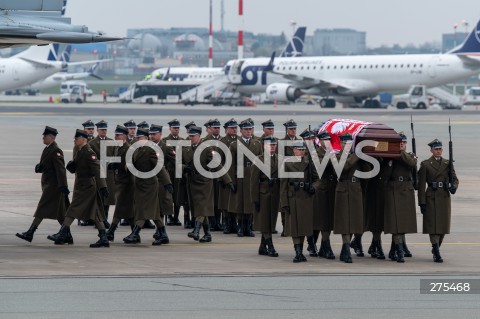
left=355, top=123, right=401, bottom=158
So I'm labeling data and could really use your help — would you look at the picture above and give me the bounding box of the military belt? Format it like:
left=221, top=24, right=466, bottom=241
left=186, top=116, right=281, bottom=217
left=427, top=181, right=446, bottom=190
left=390, top=176, right=411, bottom=182
left=260, top=178, right=279, bottom=186
left=338, top=177, right=358, bottom=183
left=320, top=175, right=336, bottom=181
left=289, top=181, right=305, bottom=189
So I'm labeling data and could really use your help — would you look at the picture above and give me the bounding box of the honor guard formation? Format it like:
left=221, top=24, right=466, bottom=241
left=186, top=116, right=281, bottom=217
left=16, top=117, right=459, bottom=264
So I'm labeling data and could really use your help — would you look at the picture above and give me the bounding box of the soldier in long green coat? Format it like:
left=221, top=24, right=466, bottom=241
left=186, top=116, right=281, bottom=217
left=105, top=125, right=135, bottom=242
left=280, top=141, right=320, bottom=263
left=383, top=132, right=418, bottom=263
left=218, top=119, right=238, bottom=234
left=333, top=133, right=366, bottom=263
left=88, top=120, right=116, bottom=226
left=228, top=119, right=263, bottom=237
left=314, top=131, right=337, bottom=259
left=149, top=124, right=174, bottom=245
left=418, top=139, right=459, bottom=263
left=123, top=128, right=169, bottom=245
left=251, top=137, right=280, bottom=257
left=184, top=126, right=234, bottom=243
left=16, top=126, right=69, bottom=243
left=47, top=129, right=109, bottom=248
left=163, top=119, right=187, bottom=226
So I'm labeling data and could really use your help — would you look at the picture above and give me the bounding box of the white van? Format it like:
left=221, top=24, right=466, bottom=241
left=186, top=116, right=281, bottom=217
left=60, top=81, right=93, bottom=96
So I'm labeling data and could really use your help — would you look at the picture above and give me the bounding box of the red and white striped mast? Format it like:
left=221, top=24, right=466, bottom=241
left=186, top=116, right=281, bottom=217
left=238, top=0, right=244, bottom=59
left=208, top=0, right=213, bottom=68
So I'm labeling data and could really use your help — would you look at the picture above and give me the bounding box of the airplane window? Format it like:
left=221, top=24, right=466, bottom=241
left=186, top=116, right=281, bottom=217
left=352, top=65, right=355, bottom=69
left=346, top=66, right=349, bottom=69
left=314, top=66, right=317, bottom=70
left=381, top=65, right=384, bottom=68
left=413, top=64, right=417, bottom=67
left=388, top=65, right=391, bottom=68
left=289, top=67, right=292, bottom=70
left=340, top=66, right=343, bottom=69
left=327, top=66, right=330, bottom=69
left=401, top=64, right=404, bottom=68
left=295, top=67, right=298, bottom=70
left=301, top=67, right=304, bottom=70
left=370, top=65, right=373, bottom=68
left=283, top=67, right=286, bottom=70
left=375, top=65, right=378, bottom=68
left=420, top=64, right=423, bottom=67
left=407, top=64, right=410, bottom=68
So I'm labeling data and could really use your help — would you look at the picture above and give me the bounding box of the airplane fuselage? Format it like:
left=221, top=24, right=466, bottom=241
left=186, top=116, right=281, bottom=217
left=0, top=58, right=62, bottom=92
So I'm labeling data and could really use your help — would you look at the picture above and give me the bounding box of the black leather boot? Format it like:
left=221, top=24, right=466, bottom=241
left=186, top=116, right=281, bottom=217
left=375, top=240, right=385, bottom=259
left=184, top=213, right=191, bottom=229
left=123, top=225, right=141, bottom=244
left=223, top=214, right=231, bottom=234
left=172, top=210, right=182, bottom=226
left=293, top=244, right=304, bottom=263
left=340, top=243, right=353, bottom=263
left=53, top=225, right=74, bottom=245
left=106, top=223, right=118, bottom=242
left=367, top=238, right=377, bottom=258
left=16, top=223, right=38, bottom=243
left=432, top=243, right=443, bottom=263
left=258, top=236, right=268, bottom=255
left=237, top=216, right=244, bottom=237
left=395, top=244, right=405, bottom=263
left=319, top=240, right=335, bottom=259
left=306, top=235, right=318, bottom=257
left=350, top=234, right=364, bottom=257
left=403, top=236, right=412, bottom=257
left=188, top=221, right=201, bottom=241
left=153, top=226, right=170, bottom=245
left=90, top=230, right=110, bottom=248
left=265, top=237, right=279, bottom=257
left=299, top=243, right=307, bottom=261
left=244, top=215, right=255, bottom=237
left=388, top=240, right=397, bottom=261
left=199, top=224, right=212, bottom=243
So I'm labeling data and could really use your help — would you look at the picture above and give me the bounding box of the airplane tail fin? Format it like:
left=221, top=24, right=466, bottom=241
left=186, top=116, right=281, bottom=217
left=62, top=0, right=68, bottom=16
left=449, top=19, right=480, bottom=55
left=60, top=45, right=72, bottom=63
left=88, top=63, right=103, bottom=80
left=15, top=43, right=59, bottom=62
left=280, top=27, right=306, bottom=57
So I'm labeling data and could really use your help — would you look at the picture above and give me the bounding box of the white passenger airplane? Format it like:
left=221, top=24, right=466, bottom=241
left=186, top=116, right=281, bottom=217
left=228, top=19, right=480, bottom=108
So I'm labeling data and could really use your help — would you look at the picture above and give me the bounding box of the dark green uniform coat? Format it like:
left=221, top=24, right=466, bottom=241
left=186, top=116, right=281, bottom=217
left=156, top=140, right=173, bottom=216
left=132, top=145, right=160, bottom=221
left=333, top=153, right=365, bottom=235
left=280, top=157, right=320, bottom=237
left=33, top=142, right=68, bottom=220
left=228, top=137, right=263, bottom=215
left=217, top=134, right=237, bottom=211
left=203, top=134, right=222, bottom=212
left=182, top=142, right=232, bottom=217
left=112, top=142, right=134, bottom=219
left=418, top=156, right=459, bottom=234
left=313, top=147, right=337, bottom=231
left=383, top=151, right=418, bottom=234
left=89, top=136, right=116, bottom=205
left=163, top=134, right=187, bottom=206
left=250, top=153, right=280, bottom=233
left=363, top=162, right=387, bottom=233
left=66, top=144, right=106, bottom=221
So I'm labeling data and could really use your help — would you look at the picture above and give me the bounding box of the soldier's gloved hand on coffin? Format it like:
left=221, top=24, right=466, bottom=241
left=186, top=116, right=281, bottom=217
left=164, top=184, right=174, bottom=194
left=254, top=202, right=260, bottom=211
left=304, top=182, right=315, bottom=194
left=100, top=187, right=109, bottom=199
left=449, top=186, right=457, bottom=195
left=59, top=186, right=70, bottom=196
left=34, top=163, right=44, bottom=173
left=283, top=206, right=290, bottom=214
left=66, top=160, right=76, bottom=173
left=419, top=204, right=426, bottom=214
left=226, top=182, right=237, bottom=193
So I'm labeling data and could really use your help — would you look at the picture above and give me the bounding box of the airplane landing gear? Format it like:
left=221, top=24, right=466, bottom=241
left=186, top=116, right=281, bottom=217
left=320, top=98, right=336, bottom=108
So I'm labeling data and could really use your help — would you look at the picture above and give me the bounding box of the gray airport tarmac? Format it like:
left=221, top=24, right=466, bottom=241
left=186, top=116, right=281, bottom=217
left=0, top=101, right=479, bottom=318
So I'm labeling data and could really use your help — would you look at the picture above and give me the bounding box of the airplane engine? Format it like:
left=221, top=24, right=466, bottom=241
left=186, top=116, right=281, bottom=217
left=266, top=83, right=302, bottom=102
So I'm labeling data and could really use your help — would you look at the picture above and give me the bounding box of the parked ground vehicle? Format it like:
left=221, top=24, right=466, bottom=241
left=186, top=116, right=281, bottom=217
left=462, top=87, right=480, bottom=105
left=60, top=86, right=85, bottom=104
left=60, top=81, right=93, bottom=96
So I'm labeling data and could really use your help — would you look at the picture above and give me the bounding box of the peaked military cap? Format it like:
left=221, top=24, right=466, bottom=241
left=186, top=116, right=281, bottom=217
left=42, top=126, right=58, bottom=136
left=168, top=119, right=181, bottom=128
left=239, top=119, right=254, bottom=129
left=82, top=120, right=95, bottom=129
left=317, top=131, right=331, bottom=140
left=115, top=125, right=128, bottom=135
left=299, top=128, right=316, bottom=139
left=210, top=118, right=221, bottom=127
left=137, top=121, right=149, bottom=129
left=95, top=120, right=108, bottom=129
left=339, top=133, right=353, bottom=142
left=149, top=124, right=163, bottom=134
left=262, top=136, right=278, bottom=144
left=188, top=126, right=202, bottom=135
left=398, top=131, right=408, bottom=142
left=223, top=118, right=238, bottom=128
left=428, top=139, right=442, bottom=149
left=185, top=121, right=196, bottom=130
left=74, top=129, right=89, bottom=139
left=292, top=140, right=306, bottom=149
left=283, top=119, right=297, bottom=128
left=136, top=127, right=150, bottom=137
left=246, top=118, right=255, bottom=126
left=261, top=119, right=275, bottom=128
left=123, top=119, right=136, bottom=128
left=204, top=119, right=213, bottom=127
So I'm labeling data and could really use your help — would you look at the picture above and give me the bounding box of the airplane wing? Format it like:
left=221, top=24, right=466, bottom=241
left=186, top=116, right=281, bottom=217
left=18, top=57, right=59, bottom=68
left=67, top=59, right=112, bottom=67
